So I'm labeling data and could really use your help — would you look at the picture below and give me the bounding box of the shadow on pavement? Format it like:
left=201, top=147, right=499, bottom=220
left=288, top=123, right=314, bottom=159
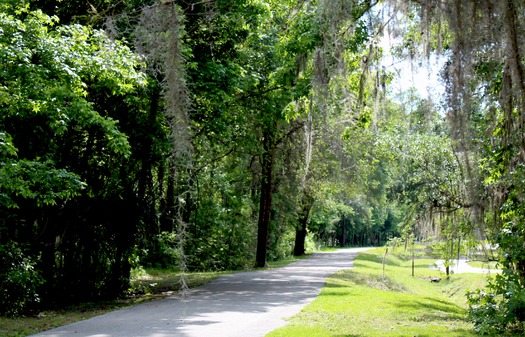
left=31, top=248, right=371, bottom=337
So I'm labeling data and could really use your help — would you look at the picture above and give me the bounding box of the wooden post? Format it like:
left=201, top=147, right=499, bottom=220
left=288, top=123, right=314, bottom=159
left=411, top=237, right=415, bottom=277
left=382, top=248, right=389, bottom=281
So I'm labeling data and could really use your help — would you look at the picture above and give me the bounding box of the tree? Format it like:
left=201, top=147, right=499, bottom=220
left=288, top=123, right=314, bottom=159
left=0, top=2, right=149, bottom=308
left=391, top=0, right=525, bottom=332
left=7, top=1, right=520, bottom=325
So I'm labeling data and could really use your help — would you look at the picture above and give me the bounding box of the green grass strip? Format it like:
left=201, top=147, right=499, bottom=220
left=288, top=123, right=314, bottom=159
left=267, top=248, right=490, bottom=337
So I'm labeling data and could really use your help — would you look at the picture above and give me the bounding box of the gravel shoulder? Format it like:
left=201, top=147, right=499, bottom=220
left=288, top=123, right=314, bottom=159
left=31, top=248, right=371, bottom=337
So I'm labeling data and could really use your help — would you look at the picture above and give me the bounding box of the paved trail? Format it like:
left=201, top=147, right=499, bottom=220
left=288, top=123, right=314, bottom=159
left=31, top=248, right=370, bottom=337
left=434, top=259, right=501, bottom=274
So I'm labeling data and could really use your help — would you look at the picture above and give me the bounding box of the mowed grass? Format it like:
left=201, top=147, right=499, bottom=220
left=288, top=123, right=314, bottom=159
left=267, top=247, right=491, bottom=337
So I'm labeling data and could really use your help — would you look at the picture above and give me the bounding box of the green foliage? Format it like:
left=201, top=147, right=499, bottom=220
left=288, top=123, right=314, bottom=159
left=0, top=2, right=145, bottom=206
left=386, top=236, right=403, bottom=254
left=186, top=207, right=257, bottom=271
left=313, top=94, right=453, bottom=249
left=268, top=226, right=295, bottom=261
left=467, top=289, right=505, bottom=335
left=140, top=232, right=181, bottom=270
left=467, top=202, right=525, bottom=334
left=397, top=2, right=525, bottom=334
left=0, top=242, right=44, bottom=317
left=467, top=281, right=525, bottom=335
left=465, top=164, right=525, bottom=334
left=0, top=132, right=17, bottom=157
left=0, top=0, right=504, bottom=323
left=0, top=159, right=85, bottom=208
left=0, top=1, right=150, bottom=308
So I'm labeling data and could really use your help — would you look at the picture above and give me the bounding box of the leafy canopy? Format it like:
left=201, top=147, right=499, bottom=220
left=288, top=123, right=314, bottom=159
left=0, top=2, right=146, bottom=208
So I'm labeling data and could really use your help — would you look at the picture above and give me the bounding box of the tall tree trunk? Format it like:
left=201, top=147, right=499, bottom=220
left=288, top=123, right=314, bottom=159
left=293, top=194, right=313, bottom=256
left=160, top=162, right=175, bottom=233
left=293, top=225, right=307, bottom=257
left=341, top=214, right=346, bottom=247
left=255, top=136, right=274, bottom=268
left=39, top=213, right=56, bottom=306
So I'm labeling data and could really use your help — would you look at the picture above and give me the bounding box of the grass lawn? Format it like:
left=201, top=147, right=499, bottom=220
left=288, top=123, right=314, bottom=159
left=267, top=248, right=494, bottom=337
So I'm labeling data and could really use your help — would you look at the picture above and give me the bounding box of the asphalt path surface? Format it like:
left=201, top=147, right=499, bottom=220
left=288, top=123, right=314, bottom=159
left=31, top=247, right=371, bottom=337
left=434, top=258, right=501, bottom=274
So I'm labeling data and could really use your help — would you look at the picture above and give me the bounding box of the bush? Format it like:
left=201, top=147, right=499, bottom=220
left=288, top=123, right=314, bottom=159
left=140, top=232, right=181, bottom=270
left=0, top=242, right=44, bottom=317
left=467, top=288, right=502, bottom=335
left=468, top=216, right=525, bottom=335
left=467, top=273, right=525, bottom=335
left=267, top=228, right=295, bottom=262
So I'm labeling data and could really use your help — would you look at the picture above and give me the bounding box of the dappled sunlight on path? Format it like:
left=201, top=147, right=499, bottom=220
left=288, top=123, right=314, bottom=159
left=30, top=248, right=371, bottom=337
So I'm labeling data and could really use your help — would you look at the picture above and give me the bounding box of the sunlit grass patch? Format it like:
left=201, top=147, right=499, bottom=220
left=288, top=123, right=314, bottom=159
left=267, top=247, right=491, bottom=337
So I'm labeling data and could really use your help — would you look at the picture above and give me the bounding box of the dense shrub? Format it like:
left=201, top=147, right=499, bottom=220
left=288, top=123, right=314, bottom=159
left=139, top=232, right=181, bottom=270
left=467, top=279, right=525, bottom=335
left=0, top=242, right=44, bottom=317
left=467, top=221, right=525, bottom=335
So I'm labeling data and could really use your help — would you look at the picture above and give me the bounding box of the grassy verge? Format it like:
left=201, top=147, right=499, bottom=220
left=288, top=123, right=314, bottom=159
left=267, top=247, right=493, bottom=337
left=266, top=253, right=313, bottom=269
left=0, top=301, right=132, bottom=337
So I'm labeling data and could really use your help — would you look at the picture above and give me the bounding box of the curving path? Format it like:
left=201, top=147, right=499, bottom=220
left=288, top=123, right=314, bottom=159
left=434, top=259, right=501, bottom=274
left=31, top=248, right=371, bottom=337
